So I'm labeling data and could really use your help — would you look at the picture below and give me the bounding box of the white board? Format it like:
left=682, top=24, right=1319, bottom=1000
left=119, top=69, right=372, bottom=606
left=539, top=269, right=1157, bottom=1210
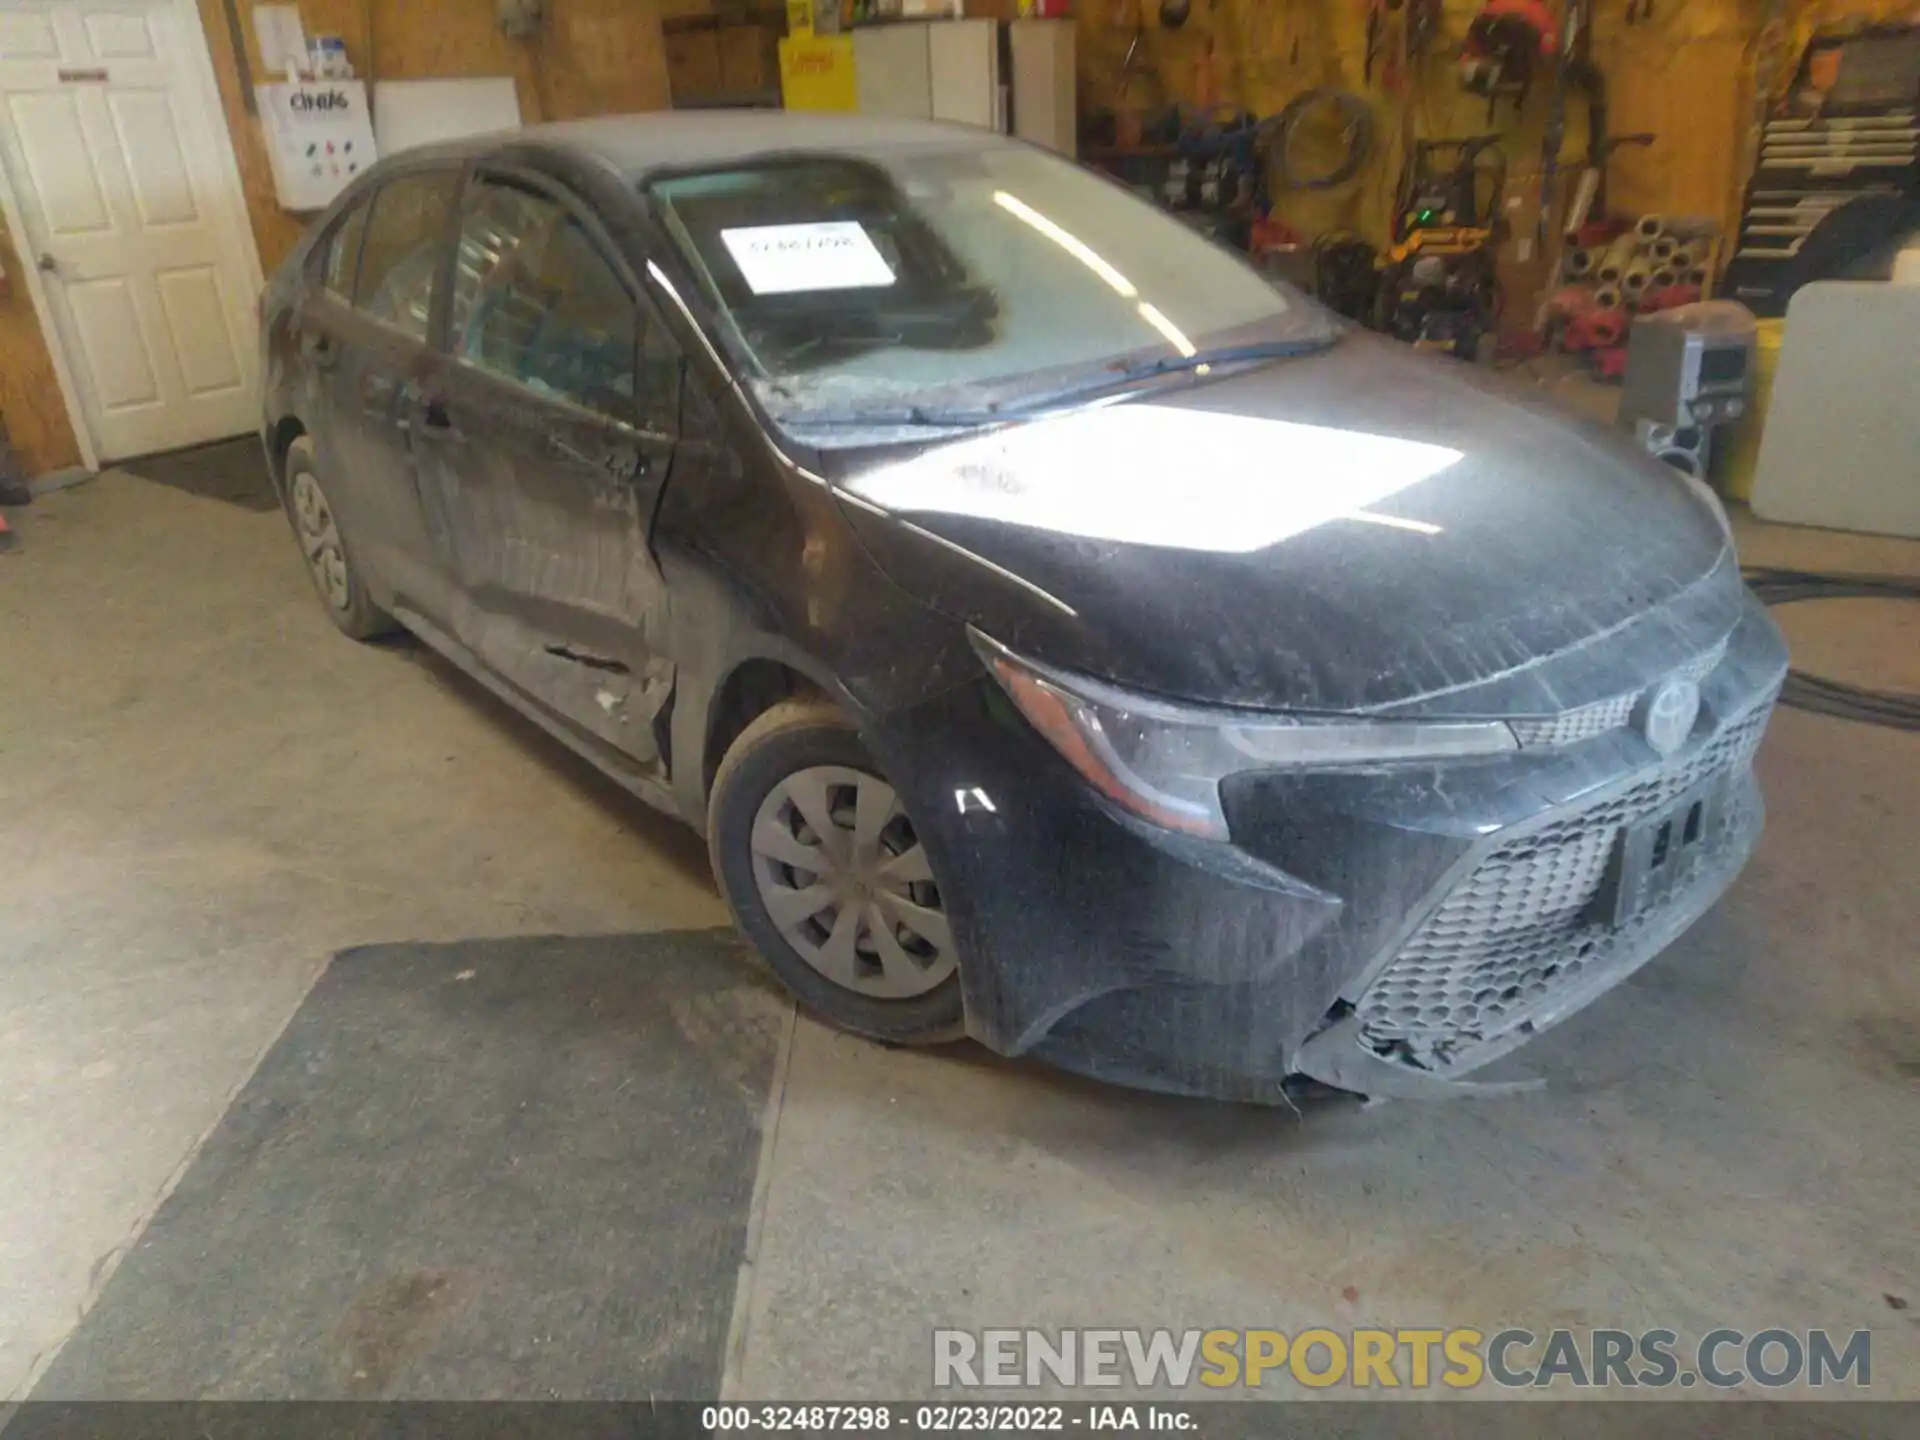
left=1749, top=281, right=1920, bottom=539
left=257, top=80, right=377, bottom=210
left=372, top=77, right=522, bottom=156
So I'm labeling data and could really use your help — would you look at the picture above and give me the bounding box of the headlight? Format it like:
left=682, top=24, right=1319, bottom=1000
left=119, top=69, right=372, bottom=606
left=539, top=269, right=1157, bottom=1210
left=972, top=630, right=1516, bottom=840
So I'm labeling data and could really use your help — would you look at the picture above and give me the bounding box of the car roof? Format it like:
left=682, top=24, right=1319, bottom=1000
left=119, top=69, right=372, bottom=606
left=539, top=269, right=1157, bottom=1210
left=417, top=111, right=1007, bottom=179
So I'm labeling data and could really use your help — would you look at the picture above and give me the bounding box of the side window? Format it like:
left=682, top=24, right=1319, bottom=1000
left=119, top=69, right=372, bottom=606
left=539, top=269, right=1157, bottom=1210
left=449, top=176, right=642, bottom=423
left=353, top=171, right=459, bottom=340
left=321, top=198, right=370, bottom=298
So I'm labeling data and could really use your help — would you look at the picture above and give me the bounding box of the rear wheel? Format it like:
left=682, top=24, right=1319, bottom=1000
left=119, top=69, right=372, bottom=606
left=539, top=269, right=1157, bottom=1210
left=282, top=435, right=394, bottom=640
left=708, top=698, right=965, bottom=1043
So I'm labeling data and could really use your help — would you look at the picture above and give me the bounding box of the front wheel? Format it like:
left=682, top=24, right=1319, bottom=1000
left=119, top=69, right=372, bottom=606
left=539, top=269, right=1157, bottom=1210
left=708, top=699, right=965, bottom=1044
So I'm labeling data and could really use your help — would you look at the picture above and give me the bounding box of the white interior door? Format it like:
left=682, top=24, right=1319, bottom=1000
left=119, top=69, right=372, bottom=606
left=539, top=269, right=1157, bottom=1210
left=0, top=0, right=259, bottom=462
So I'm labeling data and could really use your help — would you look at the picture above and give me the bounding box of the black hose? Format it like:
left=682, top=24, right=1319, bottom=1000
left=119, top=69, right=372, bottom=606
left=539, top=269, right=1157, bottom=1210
left=1743, top=567, right=1920, bottom=731
left=1262, top=88, right=1374, bottom=191
left=1311, top=232, right=1379, bottom=320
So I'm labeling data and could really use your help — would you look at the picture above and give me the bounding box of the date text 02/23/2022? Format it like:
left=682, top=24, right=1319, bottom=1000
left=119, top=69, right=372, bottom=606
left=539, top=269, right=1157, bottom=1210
left=701, top=1404, right=1194, bottom=1432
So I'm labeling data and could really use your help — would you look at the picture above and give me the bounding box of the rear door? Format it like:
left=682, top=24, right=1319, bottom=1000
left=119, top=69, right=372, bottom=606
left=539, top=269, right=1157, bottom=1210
left=276, top=189, right=366, bottom=477
left=409, top=166, right=680, bottom=777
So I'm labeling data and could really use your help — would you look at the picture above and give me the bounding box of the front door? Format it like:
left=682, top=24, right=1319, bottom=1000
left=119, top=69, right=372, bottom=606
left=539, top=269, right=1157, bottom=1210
left=0, top=0, right=259, bottom=461
left=411, top=169, right=679, bottom=777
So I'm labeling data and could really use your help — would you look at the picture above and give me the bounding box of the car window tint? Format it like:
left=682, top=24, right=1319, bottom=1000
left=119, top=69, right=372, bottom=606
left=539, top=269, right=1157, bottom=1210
left=450, top=177, right=638, bottom=422
left=322, top=198, right=370, bottom=298
left=353, top=171, right=458, bottom=340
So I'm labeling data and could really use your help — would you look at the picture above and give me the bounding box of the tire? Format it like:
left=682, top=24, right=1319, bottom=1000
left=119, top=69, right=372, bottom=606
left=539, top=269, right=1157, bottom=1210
left=281, top=434, right=396, bottom=641
left=709, top=698, right=966, bottom=1044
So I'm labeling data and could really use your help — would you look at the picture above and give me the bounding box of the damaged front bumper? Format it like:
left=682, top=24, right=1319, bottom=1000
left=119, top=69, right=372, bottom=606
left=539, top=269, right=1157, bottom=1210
left=1292, top=757, right=1765, bottom=1099
left=867, top=595, right=1788, bottom=1103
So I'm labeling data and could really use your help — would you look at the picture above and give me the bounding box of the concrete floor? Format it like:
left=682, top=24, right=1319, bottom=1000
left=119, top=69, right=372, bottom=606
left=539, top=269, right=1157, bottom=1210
left=2, top=471, right=1917, bottom=1403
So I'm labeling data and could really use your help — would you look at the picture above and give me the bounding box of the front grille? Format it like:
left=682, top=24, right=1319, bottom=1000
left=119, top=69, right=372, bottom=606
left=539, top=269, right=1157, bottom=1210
left=1508, top=695, right=1635, bottom=748
left=1356, top=698, right=1771, bottom=1072
left=1508, top=639, right=1728, bottom=748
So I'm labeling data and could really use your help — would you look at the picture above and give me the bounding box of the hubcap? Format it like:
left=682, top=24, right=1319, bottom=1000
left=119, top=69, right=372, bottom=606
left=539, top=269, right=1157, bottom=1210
left=289, top=470, right=350, bottom=611
left=749, top=765, right=956, bottom=999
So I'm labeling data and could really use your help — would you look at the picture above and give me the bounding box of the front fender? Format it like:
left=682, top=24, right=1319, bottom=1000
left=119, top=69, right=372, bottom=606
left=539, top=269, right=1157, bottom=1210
left=651, top=399, right=978, bottom=827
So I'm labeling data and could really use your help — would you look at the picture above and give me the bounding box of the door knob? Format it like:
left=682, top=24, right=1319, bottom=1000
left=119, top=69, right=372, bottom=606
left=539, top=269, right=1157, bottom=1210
left=37, top=253, right=58, bottom=274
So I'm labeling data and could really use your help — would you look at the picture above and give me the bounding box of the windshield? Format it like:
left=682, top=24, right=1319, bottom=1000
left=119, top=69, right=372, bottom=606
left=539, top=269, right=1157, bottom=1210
left=646, top=143, right=1336, bottom=433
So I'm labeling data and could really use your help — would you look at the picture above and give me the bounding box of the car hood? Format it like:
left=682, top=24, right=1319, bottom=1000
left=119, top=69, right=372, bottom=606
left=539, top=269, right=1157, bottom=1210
left=829, top=333, right=1744, bottom=716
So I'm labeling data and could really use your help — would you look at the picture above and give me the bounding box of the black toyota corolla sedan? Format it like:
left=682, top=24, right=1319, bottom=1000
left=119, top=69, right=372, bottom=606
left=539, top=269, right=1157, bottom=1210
left=260, top=113, right=1786, bottom=1101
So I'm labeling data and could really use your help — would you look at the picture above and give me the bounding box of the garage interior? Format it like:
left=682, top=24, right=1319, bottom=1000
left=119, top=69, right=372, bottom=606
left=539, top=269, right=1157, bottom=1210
left=2, top=0, right=1918, bottom=1420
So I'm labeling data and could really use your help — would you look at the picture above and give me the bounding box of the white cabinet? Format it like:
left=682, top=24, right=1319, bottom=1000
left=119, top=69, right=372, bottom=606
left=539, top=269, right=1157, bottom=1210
left=1009, top=19, right=1075, bottom=157
left=852, top=23, right=934, bottom=119
left=926, top=18, right=999, bottom=130
left=852, top=20, right=999, bottom=130
left=849, top=19, right=1075, bottom=148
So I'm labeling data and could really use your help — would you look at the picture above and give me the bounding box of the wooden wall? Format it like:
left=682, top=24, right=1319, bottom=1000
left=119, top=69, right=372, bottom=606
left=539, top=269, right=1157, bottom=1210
left=0, top=0, right=672, bottom=478
left=0, top=211, right=82, bottom=476
left=200, top=0, right=675, bottom=275
left=1075, top=1, right=1774, bottom=251
left=1075, top=0, right=1917, bottom=259
left=2, top=1, right=1911, bottom=478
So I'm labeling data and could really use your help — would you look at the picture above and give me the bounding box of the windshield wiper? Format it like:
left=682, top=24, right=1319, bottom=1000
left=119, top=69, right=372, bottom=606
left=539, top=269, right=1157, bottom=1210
left=989, top=336, right=1338, bottom=419
left=1136, top=336, right=1338, bottom=374
left=780, top=403, right=992, bottom=430
left=776, top=334, right=1339, bottom=432
left=948, top=337, right=1336, bottom=426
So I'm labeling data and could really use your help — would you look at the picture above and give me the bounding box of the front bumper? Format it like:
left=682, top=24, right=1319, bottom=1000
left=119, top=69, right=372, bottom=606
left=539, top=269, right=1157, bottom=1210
left=866, top=596, right=1788, bottom=1102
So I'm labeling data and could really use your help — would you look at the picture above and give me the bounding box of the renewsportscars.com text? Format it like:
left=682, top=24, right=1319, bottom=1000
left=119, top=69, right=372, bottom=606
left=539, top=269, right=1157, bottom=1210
left=933, top=1327, right=1873, bottom=1391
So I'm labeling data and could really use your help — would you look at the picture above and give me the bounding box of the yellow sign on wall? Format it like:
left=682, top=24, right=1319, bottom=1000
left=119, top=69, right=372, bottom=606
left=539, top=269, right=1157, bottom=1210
left=779, top=34, right=856, bottom=113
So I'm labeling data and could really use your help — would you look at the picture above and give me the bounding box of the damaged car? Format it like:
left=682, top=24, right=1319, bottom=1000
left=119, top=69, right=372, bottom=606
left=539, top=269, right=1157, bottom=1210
left=259, top=113, right=1787, bottom=1101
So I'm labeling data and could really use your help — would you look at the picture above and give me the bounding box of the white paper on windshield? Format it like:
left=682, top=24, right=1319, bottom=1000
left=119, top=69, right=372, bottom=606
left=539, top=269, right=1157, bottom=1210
left=720, top=222, right=896, bottom=295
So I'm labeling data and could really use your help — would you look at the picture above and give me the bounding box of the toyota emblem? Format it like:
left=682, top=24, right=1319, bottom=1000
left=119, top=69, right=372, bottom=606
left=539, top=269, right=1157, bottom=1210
left=1640, top=678, right=1701, bottom=756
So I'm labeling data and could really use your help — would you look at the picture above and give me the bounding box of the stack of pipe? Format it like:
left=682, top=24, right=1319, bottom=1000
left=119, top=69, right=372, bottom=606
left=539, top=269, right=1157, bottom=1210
left=1546, top=215, right=1720, bottom=369
left=1567, top=306, right=1627, bottom=350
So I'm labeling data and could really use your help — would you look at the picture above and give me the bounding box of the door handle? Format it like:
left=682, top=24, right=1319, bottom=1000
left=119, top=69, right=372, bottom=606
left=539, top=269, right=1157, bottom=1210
left=36, top=252, right=57, bottom=274
left=417, top=397, right=464, bottom=443
left=301, top=332, right=338, bottom=370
